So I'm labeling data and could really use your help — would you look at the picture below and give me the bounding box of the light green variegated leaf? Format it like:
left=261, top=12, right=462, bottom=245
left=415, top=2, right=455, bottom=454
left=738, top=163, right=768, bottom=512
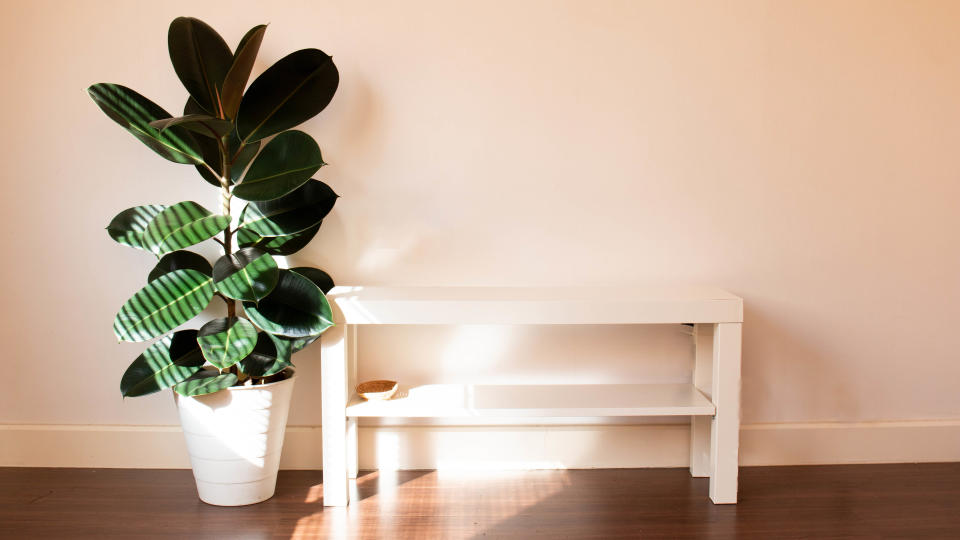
left=87, top=83, right=205, bottom=164
left=243, top=270, right=334, bottom=338
left=148, top=251, right=212, bottom=282
left=197, top=317, right=258, bottom=369
left=232, top=130, right=324, bottom=201
left=106, top=205, right=167, bottom=251
left=120, top=330, right=205, bottom=397
left=239, top=332, right=292, bottom=377
left=212, top=247, right=279, bottom=302
left=235, top=223, right=320, bottom=256
left=174, top=370, right=238, bottom=396
left=143, top=201, right=230, bottom=255
left=239, top=180, right=337, bottom=237
left=113, top=269, right=215, bottom=342
left=235, top=227, right=261, bottom=246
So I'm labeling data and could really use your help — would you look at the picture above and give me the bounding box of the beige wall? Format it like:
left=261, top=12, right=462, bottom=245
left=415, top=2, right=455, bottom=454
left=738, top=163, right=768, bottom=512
left=1, top=1, right=958, bottom=463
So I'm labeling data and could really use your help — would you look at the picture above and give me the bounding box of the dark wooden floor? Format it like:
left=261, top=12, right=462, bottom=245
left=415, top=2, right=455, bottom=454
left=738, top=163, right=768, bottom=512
left=1, top=464, right=958, bottom=539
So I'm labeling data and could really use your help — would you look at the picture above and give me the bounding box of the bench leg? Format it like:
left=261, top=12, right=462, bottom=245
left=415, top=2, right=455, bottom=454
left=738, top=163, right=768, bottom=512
left=347, top=417, right=358, bottom=480
left=690, top=324, right=713, bottom=478
left=346, top=324, right=359, bottom=480
left=709, top=322, right=742, bottom=504
left=321, top=323, right=350, bottom=506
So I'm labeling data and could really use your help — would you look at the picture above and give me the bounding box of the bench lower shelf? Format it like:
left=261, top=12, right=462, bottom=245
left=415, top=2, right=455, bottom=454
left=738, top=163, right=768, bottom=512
left=346, top=383, right=715, bottom=418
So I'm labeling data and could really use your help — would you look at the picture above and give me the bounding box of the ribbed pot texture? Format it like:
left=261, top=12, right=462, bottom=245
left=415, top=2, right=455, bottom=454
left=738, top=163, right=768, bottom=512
left=174, top=369, right=296, bottom=506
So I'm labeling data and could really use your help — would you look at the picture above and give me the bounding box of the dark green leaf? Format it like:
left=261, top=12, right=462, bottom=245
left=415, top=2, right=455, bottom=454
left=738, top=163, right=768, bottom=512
left=193, top=135, right=221, bottom=187
left=236, top=227, right=261, bottom=246
left=243, top=270, right=334, bottom=337
left=289, top=267, right=335, bottom=294
left=197, top=317, right=258, bottom=369
left=236, top=49, right=339, bottom=143
left=236, top=223, right=321, bottom=256
left=239, top=180, right=338, bottom=237
left=231, top=139, right=260, bottom=183
left=286, top=333, right=321, bottom=353
left=113, top=269, right=215, bottom=342
left=194, top=130, right=260, bottom=187
left=87, top=83, right=205, bottom=164
left=184, top=96, right=206, bottom=116
left=212, top=247, right=279, bottom=302
left=149, top=114, right=233, bottom=138
left=174, top=370, right=238, bottom=396
left=120, top=330, right=204, bottom=397
left=143, top=201, right=230, bottom=255
left=221, top=24, right=267, bottom=120
left=239, top=332, right=292, bottom=377
left=106, top=205, right=167, bottom=251
left=232, top=131, right=325, bottom=201
left=148, top=251, right=212, bottom=282
left=168, top=17, right=233, bottom=116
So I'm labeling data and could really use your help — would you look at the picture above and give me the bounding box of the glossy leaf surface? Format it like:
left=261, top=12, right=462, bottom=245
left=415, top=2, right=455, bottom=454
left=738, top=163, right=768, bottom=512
left=212, top=247, right=279, bottom=302
left=194, top=131, right=260, bottom=187
left=243, top=270, right=334, bottom=337
left=236, top=49, right=339, bottom=142
left=184, top=96, right=206, bottom=116
left=120, top=330, right=204, bottom=397
left=168, top=17, right=233, bottom=116
left=236, top=224, right=320, bottom=256
left=174, top=370, right=238, bottom=396
left=106, top=205, right=167, bottom=251
left=274, top=268, right=330, bottom=351
left=143, top=201, right=229, bottom=255
left=88, top=83, right=204, bottom=164
left=239, top=180, right=337, bottom=237
left=197, top=317, right=258, bottom=369
left=290, top=266, right=335, bottom=294
left=148, top=251, right=212, bottom=283
left=232, top=130, right=324, bottom=201
left=239, top=332, right=292, bottom=377
left=286, top=333, right=321, bottom=354
left=232, top=140, right=261, bottom=182
left=149, top=114, right=233, bottom=138
left=113, top=269, right=214, bottom=342
left=221, top=24, right=267, bottom=119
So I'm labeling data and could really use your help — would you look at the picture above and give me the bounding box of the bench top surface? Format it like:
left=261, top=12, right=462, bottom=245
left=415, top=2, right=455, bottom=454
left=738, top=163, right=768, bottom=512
left=326, top=286, right=742, bottom=324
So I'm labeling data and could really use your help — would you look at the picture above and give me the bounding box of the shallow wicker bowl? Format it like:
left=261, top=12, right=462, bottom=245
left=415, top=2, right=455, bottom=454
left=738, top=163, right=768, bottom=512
left=357, top=380, right=398, bottom=401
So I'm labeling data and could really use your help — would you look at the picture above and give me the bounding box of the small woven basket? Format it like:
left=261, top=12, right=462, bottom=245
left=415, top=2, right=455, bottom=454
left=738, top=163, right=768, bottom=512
left=357, top=380, right=398, bottom=400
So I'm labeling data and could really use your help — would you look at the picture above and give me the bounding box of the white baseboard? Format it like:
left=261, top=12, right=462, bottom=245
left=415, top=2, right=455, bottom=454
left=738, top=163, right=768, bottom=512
left=1, top=420, right=958, bottom=469
left=740, top=419, right=960, bottom=466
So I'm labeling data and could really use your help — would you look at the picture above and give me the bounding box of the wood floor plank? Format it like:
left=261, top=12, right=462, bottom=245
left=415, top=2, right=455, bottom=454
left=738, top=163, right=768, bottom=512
left=0, top=464, right=958, bottom=539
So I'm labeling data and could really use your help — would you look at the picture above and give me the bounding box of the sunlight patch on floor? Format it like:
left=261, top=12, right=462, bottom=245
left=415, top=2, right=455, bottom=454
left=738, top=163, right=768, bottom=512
left=291, top=469, right=572, bottom=539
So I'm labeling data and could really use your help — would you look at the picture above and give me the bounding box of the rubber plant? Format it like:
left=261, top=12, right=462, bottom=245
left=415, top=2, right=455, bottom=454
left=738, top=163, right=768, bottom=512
left=89, top=17, right=339, bottom=398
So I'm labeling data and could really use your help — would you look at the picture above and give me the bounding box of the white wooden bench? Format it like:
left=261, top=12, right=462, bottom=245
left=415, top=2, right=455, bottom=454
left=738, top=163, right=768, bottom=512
left=319, top=286, right=743, bottom=505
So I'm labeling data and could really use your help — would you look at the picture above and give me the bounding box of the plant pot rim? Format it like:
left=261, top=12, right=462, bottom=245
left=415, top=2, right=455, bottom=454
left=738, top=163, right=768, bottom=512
left=177, top=367, right=296, bottom=398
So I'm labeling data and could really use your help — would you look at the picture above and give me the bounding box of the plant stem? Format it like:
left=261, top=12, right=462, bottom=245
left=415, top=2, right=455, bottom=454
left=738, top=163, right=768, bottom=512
left=219, top=136, right=236, bottom=319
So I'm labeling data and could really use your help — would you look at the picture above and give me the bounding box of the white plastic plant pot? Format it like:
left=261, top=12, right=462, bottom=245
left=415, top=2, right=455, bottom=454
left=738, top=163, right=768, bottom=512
left=174, top=368, right=296, bottom=506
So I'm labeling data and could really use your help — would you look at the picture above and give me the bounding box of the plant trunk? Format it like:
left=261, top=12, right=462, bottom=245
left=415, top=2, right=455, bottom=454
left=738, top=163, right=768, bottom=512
left=219, top=136, right=236, bottom=319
